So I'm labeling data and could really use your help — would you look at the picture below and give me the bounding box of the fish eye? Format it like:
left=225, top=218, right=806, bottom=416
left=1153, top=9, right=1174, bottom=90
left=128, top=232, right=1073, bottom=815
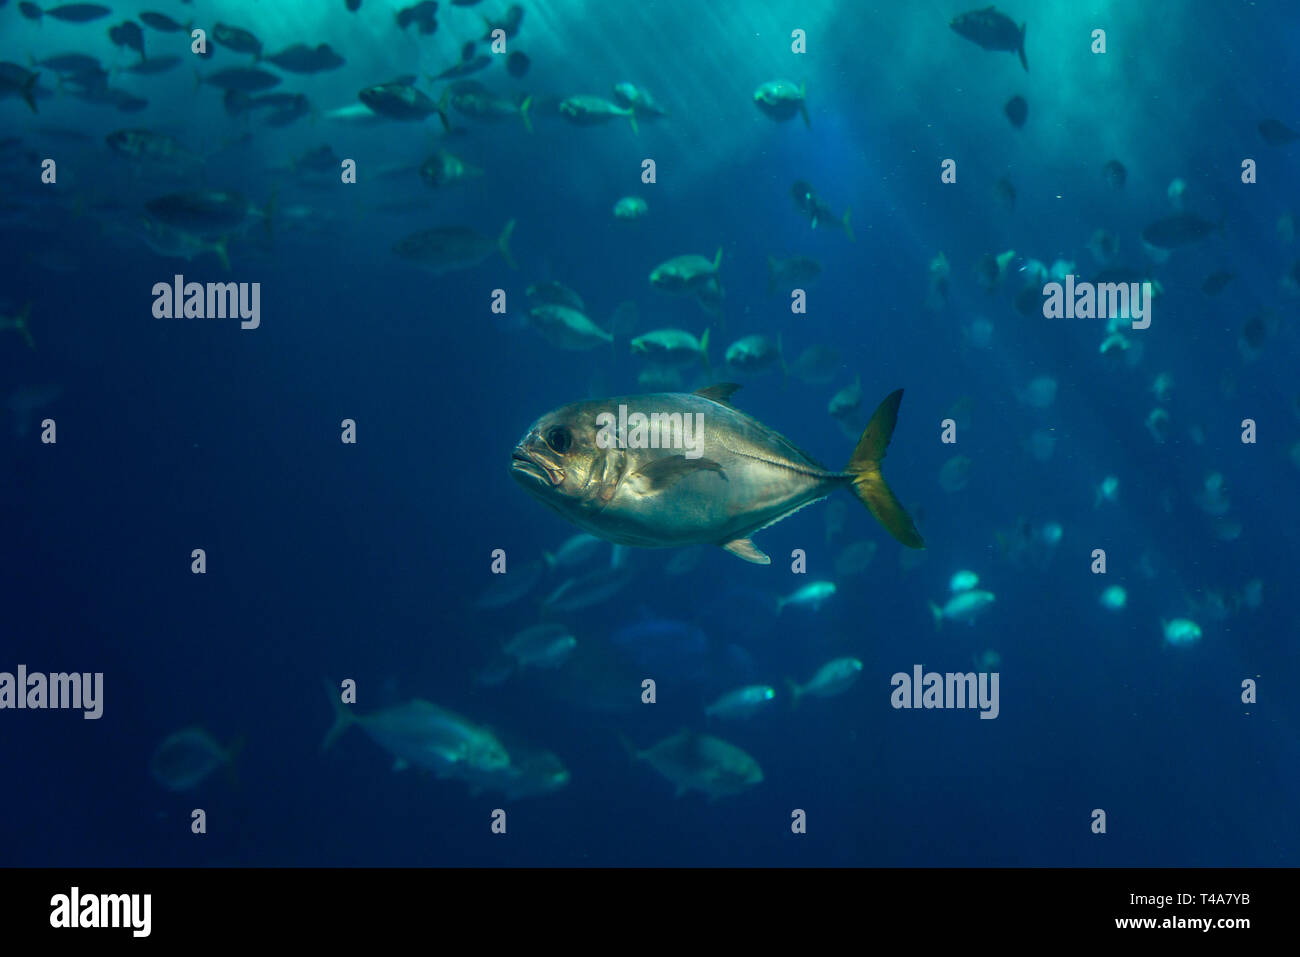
left=545, top=426, right=572, bottom=454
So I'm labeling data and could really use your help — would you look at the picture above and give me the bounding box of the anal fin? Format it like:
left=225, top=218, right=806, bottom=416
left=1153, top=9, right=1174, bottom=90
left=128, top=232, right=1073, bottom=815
left=722, top=538, right=770, bottom=564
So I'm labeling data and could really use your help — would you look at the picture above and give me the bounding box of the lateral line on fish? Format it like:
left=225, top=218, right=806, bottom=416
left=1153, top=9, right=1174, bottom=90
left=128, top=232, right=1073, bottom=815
left=720, top=440, right=841, bottom=482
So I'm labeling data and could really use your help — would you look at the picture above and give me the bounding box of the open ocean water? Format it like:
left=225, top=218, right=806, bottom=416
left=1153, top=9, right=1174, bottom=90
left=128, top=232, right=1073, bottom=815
left=1, top=0, right=1297, bottom=868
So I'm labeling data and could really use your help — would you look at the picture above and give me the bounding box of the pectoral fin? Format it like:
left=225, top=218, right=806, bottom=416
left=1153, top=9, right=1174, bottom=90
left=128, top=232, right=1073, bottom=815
left=634, top=455, right=726, bottom=491
left=722, top=538, right=770, bottom=564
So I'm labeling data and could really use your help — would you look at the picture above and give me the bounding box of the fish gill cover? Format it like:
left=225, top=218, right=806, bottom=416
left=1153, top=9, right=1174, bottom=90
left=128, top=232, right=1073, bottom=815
left=0, top=0, right=1296, bottom=873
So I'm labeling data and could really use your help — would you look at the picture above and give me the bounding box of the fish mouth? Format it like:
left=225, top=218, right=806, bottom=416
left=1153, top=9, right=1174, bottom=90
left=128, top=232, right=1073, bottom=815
left=511, top=447, right=563, bottom=486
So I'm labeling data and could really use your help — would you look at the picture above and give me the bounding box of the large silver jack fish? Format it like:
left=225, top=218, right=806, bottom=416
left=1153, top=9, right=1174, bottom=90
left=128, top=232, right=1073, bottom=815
left=510, top=384, right=924, bottom=564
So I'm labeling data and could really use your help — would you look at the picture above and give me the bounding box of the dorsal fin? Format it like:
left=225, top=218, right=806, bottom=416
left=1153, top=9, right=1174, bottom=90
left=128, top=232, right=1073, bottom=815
left=694, top=383, right=742, bottom=406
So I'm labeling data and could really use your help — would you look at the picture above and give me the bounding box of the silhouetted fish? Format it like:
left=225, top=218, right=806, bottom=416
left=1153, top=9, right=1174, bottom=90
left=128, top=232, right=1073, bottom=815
left=108, top=21, right=146, bottom=61
left=34, top=3, right=113, bottom=22
left=0, top=63, right=40, bottom=113
left=1201, top=270, right=1234, bottom=296
left=145, top=191, right=256, bottom=234
left=31, top=53, right=101, bottom=75
left=359, top=83, right=447, bottom=124
left=507, top=52, right=531, bottom=78
left=1259, top=119, right=1297, bottom=146
left=138, top=11, right=188, bottom=32
left=265, top=43, right=345, bottom=74
left=950, top=6, right=1027, bottom=71
left=433, top=55, right=491, bottom=81
left=199, top=68, right=281, bottom=93
left=1004, top=94, right=1027, bottom=128
left=392, top=220, right=516, bottom=274
left=1142, top=212, right=1222, bottom=249
left=213, top=22, right=263, bottom=59
left=396, top=0, right=439, bottom=34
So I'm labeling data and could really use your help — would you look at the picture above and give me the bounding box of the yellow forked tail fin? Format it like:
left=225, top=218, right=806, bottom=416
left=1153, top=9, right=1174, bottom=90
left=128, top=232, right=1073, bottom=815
left=846, top=389, right=925, bottom=549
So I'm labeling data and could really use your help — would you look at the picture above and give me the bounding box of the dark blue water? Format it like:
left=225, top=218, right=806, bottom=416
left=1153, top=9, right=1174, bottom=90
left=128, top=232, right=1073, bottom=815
left=1, top=0, right=1297, bottom=866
